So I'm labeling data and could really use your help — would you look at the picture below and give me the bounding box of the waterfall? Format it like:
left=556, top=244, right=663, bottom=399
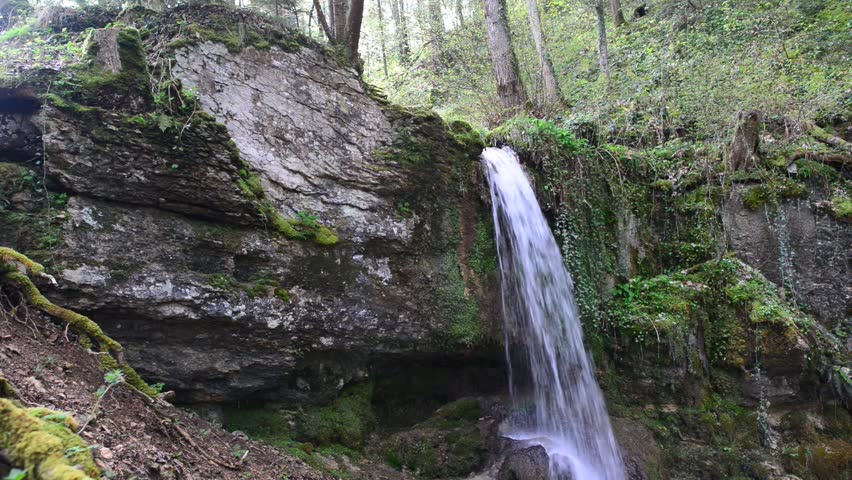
left=482, top=147, right=625, bottom=480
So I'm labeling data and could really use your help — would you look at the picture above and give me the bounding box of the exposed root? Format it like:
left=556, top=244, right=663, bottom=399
left=806, top=122, right=852, bottom=153
left=788, top=151, right=852, bottom=168
left=0, top=247, right=156, bottom=396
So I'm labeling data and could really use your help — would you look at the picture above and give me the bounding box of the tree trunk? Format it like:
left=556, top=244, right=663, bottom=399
left=525, top=0, right=561, bottom=107
left=390, top=0, right=411, bottom=63
left=313, top=0, right=335, bottom=42
left=428, top=0, right=443, bottom=47
left=595, top=0, right=609, bottom=79
left=346, top=0, right=366, bottom=63
left=484, top=0, right=527, bottom=112
left=455, top=0, right=464, bottom=26
left=611, top=0, right=625, bottom=27
left=333, top=0, right=348, bottom=43
left=377, top=0, right=389, bottom=77
left=328, top=0, right=335, bottom=38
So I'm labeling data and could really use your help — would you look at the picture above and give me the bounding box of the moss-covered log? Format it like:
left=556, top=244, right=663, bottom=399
left=0, top=398, right=98, bottom=480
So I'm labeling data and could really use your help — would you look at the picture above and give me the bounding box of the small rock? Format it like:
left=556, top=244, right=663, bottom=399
left=23, top=376, right=48, bottom=396
left=99, top=447, right=114, bottom=460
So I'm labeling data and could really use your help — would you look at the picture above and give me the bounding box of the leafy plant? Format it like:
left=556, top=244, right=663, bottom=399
left=2, top=468, right=26, bottom=480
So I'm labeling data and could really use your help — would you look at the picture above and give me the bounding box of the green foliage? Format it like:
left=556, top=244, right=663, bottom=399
left=741, top=177, right=809, bottom=210
left=3, top=468, right=26, bottom=480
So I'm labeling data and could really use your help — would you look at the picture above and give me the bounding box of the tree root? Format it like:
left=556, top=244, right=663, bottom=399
left=788, top=151, right=852, bottom=168
left=0, top=247, right=156, bottom=396
left=806, top=122, right=852, bottom=153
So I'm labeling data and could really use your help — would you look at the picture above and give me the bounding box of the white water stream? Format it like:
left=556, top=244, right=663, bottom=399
left=483, top=147, right=625, bottom=480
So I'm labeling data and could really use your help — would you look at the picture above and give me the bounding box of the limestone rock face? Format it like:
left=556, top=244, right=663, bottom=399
left=0, top=15, right=490, bottom=404
left=42, top=108, right=259, bottom=225
left=724, top=185, right=851, bottom=327
left=172, top=42, right=404, bottom=243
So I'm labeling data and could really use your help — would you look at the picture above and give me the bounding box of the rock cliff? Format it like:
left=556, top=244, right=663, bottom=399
left=0, top=5, right=495, bottom=407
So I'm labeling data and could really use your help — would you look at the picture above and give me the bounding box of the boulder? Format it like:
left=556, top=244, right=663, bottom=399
left=497, top=446, right=550, bottom=480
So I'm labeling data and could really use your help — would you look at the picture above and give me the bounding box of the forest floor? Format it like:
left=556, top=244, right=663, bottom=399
left=0, top=304, right=330, bottom=480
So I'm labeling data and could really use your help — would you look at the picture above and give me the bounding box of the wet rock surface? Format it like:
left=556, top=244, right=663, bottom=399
left=724, top=185, right=851, bottom=327
left=496, top=445, right=550, bottom=480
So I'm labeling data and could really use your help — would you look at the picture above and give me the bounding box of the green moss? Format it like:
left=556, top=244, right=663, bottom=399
left=313, top=226, right=340, bottom=246
left=829, top=192, right=851, bottom=222
left=190, top=25, right=242, bottom=52
left=610, top=257, right=807, bottom=369
left=381, top=398, right=485, bottom=478
left=97, top=349, right=158, bottom=397
left=274, top=288, right=290, bottom=302
left=243, top=273, right=283, bottom=299
left=468, top=217, right=497, bottom=277
left=440, top=251, right=483, bottom=348
left=0, top=398, right=99, bottom=479
left=296, top=382, right=376, bottom=449
left=258, top=202, right=340, bottom=246
left=171, top=19, right=310, bottom=55
left=741, top=177, right=809, bottom=210
left=237, top=172, right=264, bottom=200
left=0, top=246, right=45, bottom=274
left=651, top=179, right=674, bottom=192
left=71, top=27, right=149, bottom=97
left=0, top=377, right=18, bottom=399
left=420, top=398, right=482, bottom=430
left=792, top=438, right=852, bottom=480
left=2, top=249, right=156, bottom=397
left=208, top=273, right=240, bottom=293
left=5, top=271, right=121, bottom=353
left=42, top=93, right=93, bottom=114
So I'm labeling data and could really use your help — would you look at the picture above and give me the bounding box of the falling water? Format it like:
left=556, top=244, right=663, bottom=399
left=483, top=147, right=625, bottom=480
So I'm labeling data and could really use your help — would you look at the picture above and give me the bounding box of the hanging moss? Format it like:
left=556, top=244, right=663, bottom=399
left=257, top=201, right=340, bottom=246
left=609, top=257, right=808, bottom=369
left=0, top=398, right=99, bottom=480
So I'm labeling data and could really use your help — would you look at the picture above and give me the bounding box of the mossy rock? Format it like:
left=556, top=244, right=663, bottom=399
left=382, top=397, right=487, bottom=478
left=295, top=382, right=376, bottom=449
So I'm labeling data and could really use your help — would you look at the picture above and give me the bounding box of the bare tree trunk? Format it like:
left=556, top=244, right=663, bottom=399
left=398, top=0, right=411, bottom=58
left=428, top=0, right=443, bottom=56
left=313, top=0, right=335, bottom=42
left=484, top=0, right=527, bottom=112
left=346, top=0, right=366, bottom=63
left=390, top=0, right=411, bottom=63
left=611, top=0, right=625, bottom=27
left=525, top=0, right=561, bottom=107
left=333, top=0, right=348, bottom=43
left=377, top=0, right=389, bottom=77
left=595, top=0, right=609, bottom=79
left=455, top=0, right=464, bottom=27
left=328, top=0, right=335, bottom=38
